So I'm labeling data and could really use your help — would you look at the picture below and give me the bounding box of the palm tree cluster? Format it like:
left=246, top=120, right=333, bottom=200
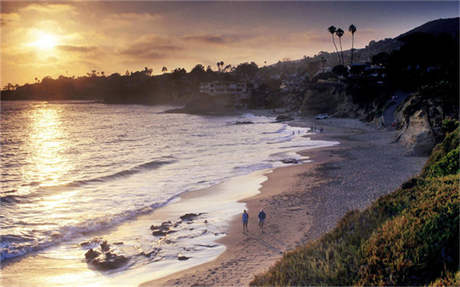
left=328, top=24, right=357, bottom=66
left=216, top=61, right=225, bottom=72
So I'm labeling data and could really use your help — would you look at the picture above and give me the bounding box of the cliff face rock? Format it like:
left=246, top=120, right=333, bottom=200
left=395, top=93, right=444, bottom=155
left=300, top=82, right=360, bottom=117
left=167, top=94, right=235, bottom=115
left=397, top=109, right=436, bottom=155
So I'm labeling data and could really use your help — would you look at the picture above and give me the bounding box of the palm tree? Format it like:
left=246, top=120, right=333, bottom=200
left=336, top=28, right=344, bottom=65
left=162, top=66, right=168, bottom=73
left=328, top=25, right=341, bottom=64
left=216, top=62, right=221, bottom=72
left=349, top=24, right=357, bottom=65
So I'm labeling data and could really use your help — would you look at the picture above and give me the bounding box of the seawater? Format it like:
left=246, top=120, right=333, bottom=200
left=1, top=101, right=337, bottom=284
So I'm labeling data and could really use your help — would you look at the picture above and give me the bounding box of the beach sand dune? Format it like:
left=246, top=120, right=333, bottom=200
left=142, top=118, right=427, bottom=287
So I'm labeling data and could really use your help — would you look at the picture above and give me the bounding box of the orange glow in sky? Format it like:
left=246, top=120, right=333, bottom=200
left=27, top=31, right=60, bottom=51
left=1, top=1, right=458, bottom=86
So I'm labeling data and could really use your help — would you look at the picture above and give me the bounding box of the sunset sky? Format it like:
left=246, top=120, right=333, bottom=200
left=1, top=1, right=458, bottom=86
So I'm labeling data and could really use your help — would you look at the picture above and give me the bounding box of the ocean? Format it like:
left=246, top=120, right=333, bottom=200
left=0, top=101, right=337, bottom=285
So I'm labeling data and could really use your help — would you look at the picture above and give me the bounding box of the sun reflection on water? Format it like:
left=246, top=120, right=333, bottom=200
left=25, top=104, right=72, bottom=188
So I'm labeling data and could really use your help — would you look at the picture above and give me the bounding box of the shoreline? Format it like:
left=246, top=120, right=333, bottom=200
left=141, top=117, right=428, bottom=287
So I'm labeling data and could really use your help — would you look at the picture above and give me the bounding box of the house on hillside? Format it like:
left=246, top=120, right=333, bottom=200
left=199, top=81, right=250, bottom=99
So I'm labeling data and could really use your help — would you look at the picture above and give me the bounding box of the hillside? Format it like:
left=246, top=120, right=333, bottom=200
left=251, top=122, right=459, bottom=286
left=397, top=17, right=459, bottom=40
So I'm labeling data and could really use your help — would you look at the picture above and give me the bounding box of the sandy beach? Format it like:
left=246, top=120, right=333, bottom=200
left=141, top=117, right=427, bottom=287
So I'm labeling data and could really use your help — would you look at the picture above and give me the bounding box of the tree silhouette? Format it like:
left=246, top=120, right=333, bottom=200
left=349, top=24, right=357, bottom=65
left=222, top=64, right=232, bottom=73
left=143, top=67, right=153, bottom=76
left=216, top=62, right=221, bottom=72
left=328, top=26, right=341, bottom=64
left=162, top=66, right=168, bottom=73
left=191, top=64, right=205, bottom=74
left=336, top=28, right=345, bottom=65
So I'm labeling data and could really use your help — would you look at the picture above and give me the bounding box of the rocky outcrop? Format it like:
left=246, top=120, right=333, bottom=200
left=84, top=240, right=129, bottom=271
left=300, top=82, right=364, bottom=118
left=275, top=114, right=294, bottom=122
left=166, top=94, right=236, bottom=115
left=394, top=93, right=444, bottom=155
left=151, top=221, right=177, bottom=236
left=396, top=110, right=436, bottom=155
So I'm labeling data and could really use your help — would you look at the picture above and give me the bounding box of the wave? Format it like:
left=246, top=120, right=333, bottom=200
left=0, top=193, right=182, bottom=262
left=0, top=158, right=174, bottom=205
left=51, top=158, right=173, bottom=187
left=266, top=134, right=295, bottom=144
left=262, top=124, right=287, bottom=134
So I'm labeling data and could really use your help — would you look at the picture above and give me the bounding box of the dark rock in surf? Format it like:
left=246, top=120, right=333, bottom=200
left=151, top=221, right=177, bottom=237
left=178, top=255, right=190, bottom=261
left=152, top=230, right=168, bottom=236
left=91, top=252, right=128, bottom=270
left=85, top=249, right=100, bottom=261
left=275, top=115, right=294, bottom=122
left=281, top=158, right=299, bottom=164
left=141, top=248, right=161, bottom=258
left=84, top=240, right=129, bottom=271
left=180, top=213, right=203, bottom=221
left=100, top=240, right=110, bottom=252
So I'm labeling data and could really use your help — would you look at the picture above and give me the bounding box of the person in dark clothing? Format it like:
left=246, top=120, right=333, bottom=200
left=258, top=209, right=266, bottom=233
left=242, top=210, right=249, bottom=233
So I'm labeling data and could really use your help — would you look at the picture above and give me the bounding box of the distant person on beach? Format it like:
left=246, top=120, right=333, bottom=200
left=242, top=210, right=249, bottom=233
left=258, top=209, right=266, bottom=233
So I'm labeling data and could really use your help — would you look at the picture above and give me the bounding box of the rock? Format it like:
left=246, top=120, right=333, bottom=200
left=151, top=220, right=176, bottom=236
left=100, top=240, right=110, bottom=252
left=397, top=109, right=436, bottom=155
left=180, top=213, right=202, bottom=221
left=141, top=248, right=160, bottom=258
left=178, top=255, right=190, bottom=261
left=150, top=221, right=171, bottom=231
left=80, top=237, right=102, bottom=248
left=84, top=240, right=129, bottom=271
left=164, top=239, right=175, bottom=244
left=275, top=114, right=294, bottom=122
left=85, top=249, right=100, bottom=261
left=152, top=230, right=168, bottom=236
left=152, top=229, right=176, bottom=237
left=91, top=253, right=128, bottom=270
left=281, top=158, right=299, bottom=164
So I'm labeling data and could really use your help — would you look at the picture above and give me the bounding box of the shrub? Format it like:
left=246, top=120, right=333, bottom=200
left=357, top=175, right=459, bottom=286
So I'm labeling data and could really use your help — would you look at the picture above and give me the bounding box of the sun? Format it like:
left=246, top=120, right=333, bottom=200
left=29, top=31, right=59, bottom=50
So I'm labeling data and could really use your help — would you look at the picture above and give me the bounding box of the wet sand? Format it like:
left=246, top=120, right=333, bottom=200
left=141, top=117, right=427, bottom=287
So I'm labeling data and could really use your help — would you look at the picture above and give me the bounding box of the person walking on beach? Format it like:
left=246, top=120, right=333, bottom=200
left=242, top=210, right=249, bottom=233
left=258, top=209, right=266, bottom=233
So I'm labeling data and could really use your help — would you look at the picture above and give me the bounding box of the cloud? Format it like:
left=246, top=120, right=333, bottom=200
left=102, top=12, right=162, bottom=29
left=57, top=45, right=98, bottom=53
left=183, top=34, right=249, bottom=45
left=0, top=12, right=20, bottom=26
left=22, top=3, right=76, bottom=14
left=119, top=35, right=182, bottom=60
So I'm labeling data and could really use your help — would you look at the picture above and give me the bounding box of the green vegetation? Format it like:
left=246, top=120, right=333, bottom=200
left=251, top=126, right=459, bottom=286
